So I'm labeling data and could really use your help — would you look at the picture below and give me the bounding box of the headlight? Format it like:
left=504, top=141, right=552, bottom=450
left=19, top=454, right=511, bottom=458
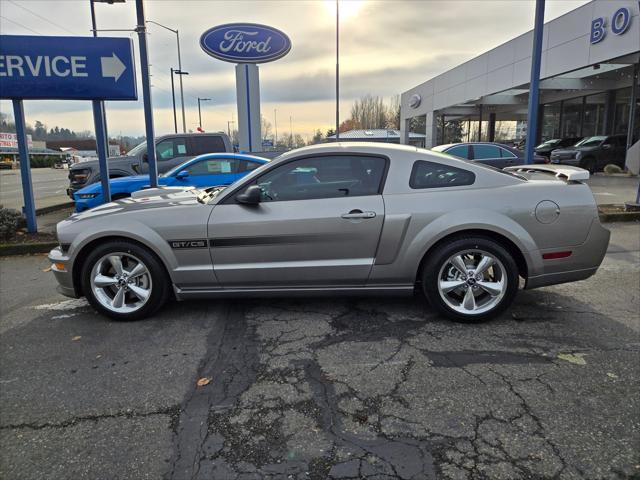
left=76, top=193, right=98, bottom=199
left=575, top=151, right=582, bottom=160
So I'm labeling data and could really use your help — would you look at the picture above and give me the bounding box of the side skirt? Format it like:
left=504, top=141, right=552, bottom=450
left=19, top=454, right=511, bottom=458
left=173, top=285, right=415, bottom=300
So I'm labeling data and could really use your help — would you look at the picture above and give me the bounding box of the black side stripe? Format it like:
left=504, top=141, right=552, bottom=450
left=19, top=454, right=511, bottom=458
left=210, top=234, right=349, bottom=248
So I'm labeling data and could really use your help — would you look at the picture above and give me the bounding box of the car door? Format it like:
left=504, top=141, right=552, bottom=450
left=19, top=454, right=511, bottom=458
left=173, top=157, right=240, bottom=187
left=497, top=146, right=518, bottom=167
left=471, top=144, right=506, bottom=168
left=208, top=154, right=387, bottom=287
left=140, top=137, right=190, bottom=174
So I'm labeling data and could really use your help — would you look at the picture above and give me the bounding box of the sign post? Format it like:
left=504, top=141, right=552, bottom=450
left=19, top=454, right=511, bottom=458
left=0, top=34, right=138, bottom=232
left=11, top=99, right=37, bottom=233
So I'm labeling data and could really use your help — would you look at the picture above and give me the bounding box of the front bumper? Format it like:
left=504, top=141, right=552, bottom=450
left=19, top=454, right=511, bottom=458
left=550, top=157, right=579, bottom=166
left=48, top=247, right=79, bottom=298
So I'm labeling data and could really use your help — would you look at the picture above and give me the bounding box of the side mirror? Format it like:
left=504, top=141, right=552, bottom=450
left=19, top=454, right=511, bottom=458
left=236, top=185, right=261, bottom=205
left=176, top=170, right=189, bottom=180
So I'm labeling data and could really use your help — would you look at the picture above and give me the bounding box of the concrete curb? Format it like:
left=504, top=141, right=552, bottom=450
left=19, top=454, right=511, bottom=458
left=599, top=211, right=640, bottom=223
left=0, top=242, right=57, bottom=257
left=36, top=202, right=74, bottom=216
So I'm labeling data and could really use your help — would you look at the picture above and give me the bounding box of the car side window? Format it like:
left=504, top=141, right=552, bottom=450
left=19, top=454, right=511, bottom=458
left=472, top=145, right=501, bottom=159
left=239, top=160, right=262, bottom=172
left=409, top=160, right=475, bottom=189
left=249, top=155, right=386, bottom=202
left=499, top=147, right=517, bottom=158
left=190, top=136, right=226, bottom=155
left=185, top=159, right=237, bottom=176
left=156, top=138, right=187, bottom=160
left=446, top=145, right=470, bottom=159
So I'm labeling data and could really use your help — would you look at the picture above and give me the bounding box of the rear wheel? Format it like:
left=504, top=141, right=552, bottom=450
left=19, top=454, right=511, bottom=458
left=422, top=237, right=519, bottom=322
left=81, top=241, right=169, bottom=321
left=580, top=157, right=596, bottom=175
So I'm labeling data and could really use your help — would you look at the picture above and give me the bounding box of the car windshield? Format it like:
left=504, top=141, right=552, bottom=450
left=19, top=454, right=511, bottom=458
left=574, top=136, right=606, bottom=147
left=536, top=139, right=560, bottom=148
left=127, top=141, right=147, bottom=156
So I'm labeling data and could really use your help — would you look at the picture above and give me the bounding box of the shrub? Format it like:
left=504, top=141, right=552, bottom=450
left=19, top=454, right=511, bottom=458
left=0, top=207, right=26, bottom=241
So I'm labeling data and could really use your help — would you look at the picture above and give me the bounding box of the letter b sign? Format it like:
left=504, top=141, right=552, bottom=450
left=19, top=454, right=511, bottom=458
left=590, top=7, right=632, bottom=44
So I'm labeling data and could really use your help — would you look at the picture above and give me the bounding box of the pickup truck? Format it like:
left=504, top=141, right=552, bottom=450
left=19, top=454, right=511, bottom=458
left=67, top=133, right=233, bottom=198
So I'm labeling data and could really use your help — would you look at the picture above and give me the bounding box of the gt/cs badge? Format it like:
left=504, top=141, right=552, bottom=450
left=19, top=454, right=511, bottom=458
left=169, top=239, right=207, bottom=249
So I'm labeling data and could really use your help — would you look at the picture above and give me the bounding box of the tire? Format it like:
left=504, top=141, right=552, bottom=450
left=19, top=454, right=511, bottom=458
left=81, top=240, right=169, bottom=321
left=422, top=236, right=519, bottom=323
left=580, top=157, right=596, bottom=175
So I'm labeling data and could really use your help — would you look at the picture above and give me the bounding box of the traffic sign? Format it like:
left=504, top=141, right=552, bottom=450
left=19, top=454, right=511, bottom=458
left=0, top=35, right=137, bottom=100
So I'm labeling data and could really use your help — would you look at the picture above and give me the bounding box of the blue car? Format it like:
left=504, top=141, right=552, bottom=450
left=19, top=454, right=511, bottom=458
left=74, top=153, right=267, bottom=212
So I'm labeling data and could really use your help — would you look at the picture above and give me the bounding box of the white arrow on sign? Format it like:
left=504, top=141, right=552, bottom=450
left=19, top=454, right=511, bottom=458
left=100, top=53, right=126, bottom=82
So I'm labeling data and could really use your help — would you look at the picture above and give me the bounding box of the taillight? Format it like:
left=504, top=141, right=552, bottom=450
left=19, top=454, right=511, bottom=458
left=542, top=251, right=572, bottom=260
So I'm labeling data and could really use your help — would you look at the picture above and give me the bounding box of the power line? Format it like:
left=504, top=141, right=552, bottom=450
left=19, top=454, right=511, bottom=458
left=7, top=0, right=80, bottom=35
left=0, top=15, right=41, bottom=35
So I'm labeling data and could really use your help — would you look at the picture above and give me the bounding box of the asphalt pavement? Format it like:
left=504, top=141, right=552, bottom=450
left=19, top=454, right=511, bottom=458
left=0, top=222, right=638, bottom=479
left=0, top=168, right=70, bottom=211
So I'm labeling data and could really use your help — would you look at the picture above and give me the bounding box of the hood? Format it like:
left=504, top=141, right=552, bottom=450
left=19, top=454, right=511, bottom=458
left=68, top=189, right=200, bottom=221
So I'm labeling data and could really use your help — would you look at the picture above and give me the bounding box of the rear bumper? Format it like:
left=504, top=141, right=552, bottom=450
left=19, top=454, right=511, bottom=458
left=525, top=219, right=610, bottom=289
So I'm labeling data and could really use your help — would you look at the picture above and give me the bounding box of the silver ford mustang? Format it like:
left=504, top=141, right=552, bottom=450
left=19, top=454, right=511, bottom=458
left=48, top=143, right=610, bottom=322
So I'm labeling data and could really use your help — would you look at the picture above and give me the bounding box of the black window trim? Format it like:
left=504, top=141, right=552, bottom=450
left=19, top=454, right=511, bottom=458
left=220, top=152, right=390, bottom=205
left=409, top=159, right=476, bottom=190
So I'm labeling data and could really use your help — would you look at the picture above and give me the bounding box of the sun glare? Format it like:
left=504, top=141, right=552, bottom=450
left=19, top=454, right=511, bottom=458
left=323, top=0, right=364, bottom=20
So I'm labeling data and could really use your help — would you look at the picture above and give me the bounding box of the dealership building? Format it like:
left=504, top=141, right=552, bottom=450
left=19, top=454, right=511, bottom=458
left=400, top=0, right=640, bottom=164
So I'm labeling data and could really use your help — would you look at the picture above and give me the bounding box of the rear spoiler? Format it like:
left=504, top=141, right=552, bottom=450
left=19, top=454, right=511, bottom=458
left=504, top=164, right=590, bottom=182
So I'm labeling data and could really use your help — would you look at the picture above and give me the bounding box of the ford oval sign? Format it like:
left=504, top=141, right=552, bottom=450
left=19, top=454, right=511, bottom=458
left=200, top=23, right=291, bottom=64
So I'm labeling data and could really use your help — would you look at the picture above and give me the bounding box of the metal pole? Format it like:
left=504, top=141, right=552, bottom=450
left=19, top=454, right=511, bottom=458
left=525, top=0, right=546, bottom=164
left=198, top=98, right=202, bottom=129
left=12, top=99, right=36, bottom=233
left=335, top=0, right=340, bottom=141
left=274, top=109, right=278, bottom=147
left=170, top=68, right=177, bottom=134
left=90, top=0, right=111, bottom=202
left=626, top=62, right=638, bottom=152
left=136, top=0, right=158, bottom=187
left=176, top=30, right=186, bottom=133
left=92, top=99, right=111, bottom=202
left=290, top=115, right=293, bottom=147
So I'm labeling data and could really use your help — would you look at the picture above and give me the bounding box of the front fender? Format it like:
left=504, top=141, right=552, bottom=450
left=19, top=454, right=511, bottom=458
left=67, top=219, right=179, bottom=284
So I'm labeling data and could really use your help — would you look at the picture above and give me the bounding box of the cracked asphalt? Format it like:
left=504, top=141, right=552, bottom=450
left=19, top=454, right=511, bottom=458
left=1, top=222, right=639, bottom=480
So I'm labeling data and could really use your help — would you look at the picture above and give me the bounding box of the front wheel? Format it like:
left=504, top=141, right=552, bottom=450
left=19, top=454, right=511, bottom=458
left=580, top=157, right=596, bottom=175
left=422, top=237, right=519, bottom=322
left=81, top=240, right=169, bottom=321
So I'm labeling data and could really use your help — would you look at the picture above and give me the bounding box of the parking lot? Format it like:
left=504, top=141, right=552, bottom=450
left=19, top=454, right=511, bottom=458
left=0, top=221, right=637, bottom=479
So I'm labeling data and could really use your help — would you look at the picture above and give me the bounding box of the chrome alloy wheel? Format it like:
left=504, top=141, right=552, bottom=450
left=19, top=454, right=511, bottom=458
left=90, top=252, right=152, bottom=314
left=437, top=249, right=507, bottom=315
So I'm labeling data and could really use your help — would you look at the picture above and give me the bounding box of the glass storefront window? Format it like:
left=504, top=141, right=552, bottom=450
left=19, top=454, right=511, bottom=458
left=582, top=93, right=606, bottom=137
left=614, top=87, right=631, bottom=136
left=541, top=103, right=560, bottom=140
left=561, top=97, right=583, bottom=138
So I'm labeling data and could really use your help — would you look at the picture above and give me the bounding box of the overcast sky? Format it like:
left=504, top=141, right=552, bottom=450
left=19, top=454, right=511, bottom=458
left=0, top=0, right=589, bottom=140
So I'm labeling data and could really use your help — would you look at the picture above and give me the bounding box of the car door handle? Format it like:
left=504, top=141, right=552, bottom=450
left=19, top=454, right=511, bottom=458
left=341, top=209, right=376, bottom=219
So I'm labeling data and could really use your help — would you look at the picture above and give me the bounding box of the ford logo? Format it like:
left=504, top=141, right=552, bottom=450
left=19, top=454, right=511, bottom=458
left=200, top=23, right=291, bottom=64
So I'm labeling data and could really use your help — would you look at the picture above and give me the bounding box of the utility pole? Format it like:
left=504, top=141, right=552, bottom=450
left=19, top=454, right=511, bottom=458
left=198, top=97, right=211, bottom=130
left=524, top=0, right=545, bottom=164
left=335, top=0, right=340, bottom=141
left=170, top=68, right=177, bottom=133
left=289, top=115, right=293, bottom=148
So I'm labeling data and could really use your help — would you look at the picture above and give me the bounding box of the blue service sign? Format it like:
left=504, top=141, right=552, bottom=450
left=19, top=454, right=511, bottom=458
left=0, top=35, right=137, bottom=100
left=200, top=23, right=291, bottom=63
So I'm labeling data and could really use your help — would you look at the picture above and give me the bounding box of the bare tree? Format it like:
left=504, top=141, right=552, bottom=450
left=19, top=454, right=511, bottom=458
left=350, top=94, right=389, bottom=130
left=261, top=116, right=273, bottom=140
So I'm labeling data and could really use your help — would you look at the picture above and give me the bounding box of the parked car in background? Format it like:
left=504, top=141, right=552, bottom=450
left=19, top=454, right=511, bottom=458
left=432, top=142, right=546, bottom=169
left=534, top=137, right=582, bottom=159
left=49, top=142, right=609, bottom=323
left=67, top=133, right=233, bottom=198
left=549, top=135, right=627, bottom=173
left=74, top=153, right=267, bottom=212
